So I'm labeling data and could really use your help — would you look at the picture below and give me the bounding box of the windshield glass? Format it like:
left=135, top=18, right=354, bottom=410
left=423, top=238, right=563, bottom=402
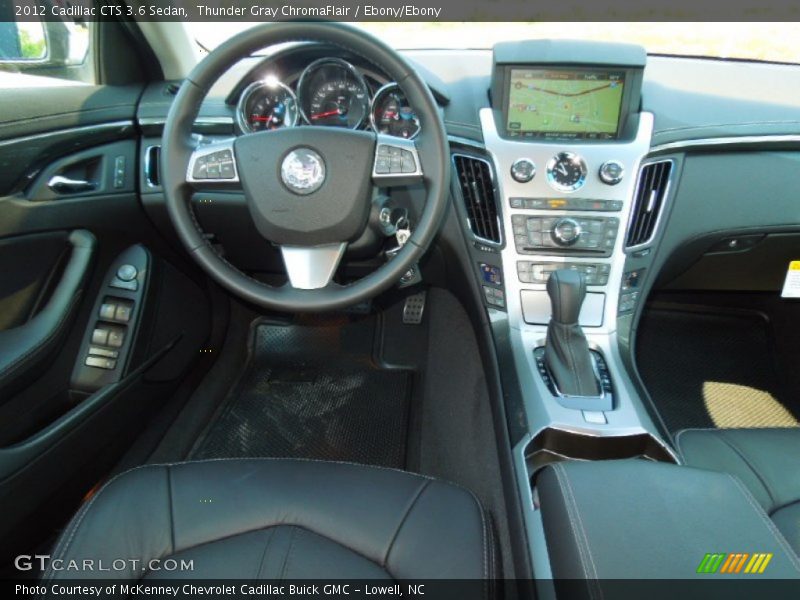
left=189, top=22, right=800, bottom=64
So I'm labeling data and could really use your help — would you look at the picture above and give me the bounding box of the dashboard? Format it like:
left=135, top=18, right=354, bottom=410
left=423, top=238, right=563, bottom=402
left=232, top=55, right=421, bottom=139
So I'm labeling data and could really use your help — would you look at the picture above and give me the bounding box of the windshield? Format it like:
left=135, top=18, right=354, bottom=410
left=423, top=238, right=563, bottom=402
left=189, top=22, right=800, bottom=64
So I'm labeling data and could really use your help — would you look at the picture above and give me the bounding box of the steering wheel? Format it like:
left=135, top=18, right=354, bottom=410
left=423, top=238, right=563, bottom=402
left=161, top=23, right=449, bottom=312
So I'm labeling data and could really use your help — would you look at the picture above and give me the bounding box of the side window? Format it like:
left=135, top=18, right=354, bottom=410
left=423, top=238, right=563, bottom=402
left=0, top=15, right=94, bottom=87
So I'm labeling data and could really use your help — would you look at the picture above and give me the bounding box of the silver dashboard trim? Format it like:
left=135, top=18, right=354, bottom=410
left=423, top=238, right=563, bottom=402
left=137, top=116, right=234, bottom=128
left=649, top=133, right=800, bottom=154
left=0, top=120, right=134, bottom=149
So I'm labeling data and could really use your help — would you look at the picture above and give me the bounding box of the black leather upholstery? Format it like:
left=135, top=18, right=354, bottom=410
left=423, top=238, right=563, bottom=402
left=44, top=459, right=495, bottom=587
left=677, top=427, right=800, bottom=554
left=537, top=459, right=800, bottom=588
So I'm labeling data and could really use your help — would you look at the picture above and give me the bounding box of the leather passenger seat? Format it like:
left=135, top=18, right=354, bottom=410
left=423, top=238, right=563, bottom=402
left=43, top=459, right=495, bottom=586
left=677, top=427, right=800, bottom=554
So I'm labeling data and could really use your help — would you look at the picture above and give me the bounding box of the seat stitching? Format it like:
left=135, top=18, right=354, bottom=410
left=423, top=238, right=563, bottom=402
left=383, top=480, right=430, bottom=567
left=167, top=465, right=176, bottom=555
left=555, top=464, right=603, bottom=600
left=278, top=527, right=297, bottom=580
left=461, top=485, right=490, bottom=597
left=46, top=458, right=486, bottom=582
left=254, top=528, right=276, bottom=580
left=281, top=527, right=300, bottom=580
left=551, top=466, right=591, bottom=582
left=43, top=463, right=160, bottom=582
left=718, top=430, right=777, bottom=509
left=727, top=475, right=800, bottom=573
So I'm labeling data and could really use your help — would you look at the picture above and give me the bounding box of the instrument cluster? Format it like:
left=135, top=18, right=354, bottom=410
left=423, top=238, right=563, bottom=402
left=236, top=57, right=420, bottom=139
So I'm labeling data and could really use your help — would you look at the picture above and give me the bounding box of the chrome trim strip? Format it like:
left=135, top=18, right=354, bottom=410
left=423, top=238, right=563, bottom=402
left=623, top=158, right=676, bottom=253
left=0, top=120, right=133, bottom=148
left=143, top=145, right=160, bottom=188
left=650, top=134, right=800, bottom=154
left=137, top=116, right=235, bottom=128
left=369, top=82, right=421, bottom=140
left=235, top=79, right=299, bottom=134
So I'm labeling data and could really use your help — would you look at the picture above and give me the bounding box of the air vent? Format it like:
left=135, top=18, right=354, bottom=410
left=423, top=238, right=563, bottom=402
left=453, top=154, right=501, bottom=244
left=625, top=160, right=673, bottom=248
left=144, top=145, right=161, bottom=187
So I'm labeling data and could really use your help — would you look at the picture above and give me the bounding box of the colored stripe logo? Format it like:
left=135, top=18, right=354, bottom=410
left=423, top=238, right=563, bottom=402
left=697, top=553, right=773, bottom=574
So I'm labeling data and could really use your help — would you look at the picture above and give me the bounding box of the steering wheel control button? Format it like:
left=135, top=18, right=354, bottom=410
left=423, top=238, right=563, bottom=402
left=280, top=147, right=326, bottom=195
left=189, top=143, right=238, bottom=182
left=376, top=144, right=417, bottom=175
left=552, top=217, right=583, bottom=246
left=599, top=160, right=625, bottom=185
left=510, top=158, right=536, bottom=183
left=546, top=152, right=588, bottom=192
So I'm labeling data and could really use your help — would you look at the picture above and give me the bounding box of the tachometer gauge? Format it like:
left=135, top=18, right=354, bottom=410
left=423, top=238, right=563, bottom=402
left=370, top=83, right=420, bottom=139
left=236, top=79, right=298, bottom=133
left=297, top=58, right=370, bottom=129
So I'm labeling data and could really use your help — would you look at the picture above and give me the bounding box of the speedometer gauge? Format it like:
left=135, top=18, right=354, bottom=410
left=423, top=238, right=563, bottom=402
left=370, top=83, right=420, bottom=139
left=297, top=58, right=370, bottom=129
left=236, top=79, right=298, bottom=133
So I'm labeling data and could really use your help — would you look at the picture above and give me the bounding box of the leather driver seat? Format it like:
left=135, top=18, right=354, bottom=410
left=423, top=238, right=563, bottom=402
left=43, top=459, right=495, bottom=587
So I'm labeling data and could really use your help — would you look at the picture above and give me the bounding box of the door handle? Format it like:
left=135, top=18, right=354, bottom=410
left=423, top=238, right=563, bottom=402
left=48, top=175, right=96, bottom=194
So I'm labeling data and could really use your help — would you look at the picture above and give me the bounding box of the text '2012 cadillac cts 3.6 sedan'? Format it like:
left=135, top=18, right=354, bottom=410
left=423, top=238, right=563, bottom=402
left=1, top=14, right=800, bottom=599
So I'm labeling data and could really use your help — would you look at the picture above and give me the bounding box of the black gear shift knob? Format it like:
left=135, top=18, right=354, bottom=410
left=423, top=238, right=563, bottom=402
left=546, top=269, right=586, bottom=325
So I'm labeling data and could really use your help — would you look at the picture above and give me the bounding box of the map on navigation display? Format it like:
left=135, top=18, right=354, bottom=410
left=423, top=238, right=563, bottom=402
left=506, top=69, right=625, bottom=139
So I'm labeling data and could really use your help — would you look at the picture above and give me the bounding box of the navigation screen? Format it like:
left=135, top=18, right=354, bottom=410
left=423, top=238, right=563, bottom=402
left=506, top=69, right=625, bottom=139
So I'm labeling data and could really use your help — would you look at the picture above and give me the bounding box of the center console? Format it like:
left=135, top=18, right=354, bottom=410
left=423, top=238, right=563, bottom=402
left=481, top=39, right=670, bottom=448
left=474, top=40, right=678, bottom=583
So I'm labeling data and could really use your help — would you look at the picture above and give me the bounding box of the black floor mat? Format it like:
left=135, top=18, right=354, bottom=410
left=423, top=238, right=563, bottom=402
left=637, top=308, right=800, bottom=433
left=190, top=318, right=413, bottom=468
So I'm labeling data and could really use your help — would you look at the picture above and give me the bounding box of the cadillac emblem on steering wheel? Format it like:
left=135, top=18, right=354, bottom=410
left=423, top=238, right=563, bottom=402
left=280, top=147, right=326, bottom=195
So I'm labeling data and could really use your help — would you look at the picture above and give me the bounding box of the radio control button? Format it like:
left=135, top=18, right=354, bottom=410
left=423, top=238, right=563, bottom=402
left=510, top=158, right=536, bottom=183
left=551, top=218, right=582, bottom=246
left=599, top=160, right=625, bottom=185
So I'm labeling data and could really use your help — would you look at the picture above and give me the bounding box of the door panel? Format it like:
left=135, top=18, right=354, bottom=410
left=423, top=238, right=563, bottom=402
left=0, top=24, right=214, bottom=562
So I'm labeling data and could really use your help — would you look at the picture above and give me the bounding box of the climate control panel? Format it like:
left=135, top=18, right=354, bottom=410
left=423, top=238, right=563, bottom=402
left=511, top=214, right=619, bottom=256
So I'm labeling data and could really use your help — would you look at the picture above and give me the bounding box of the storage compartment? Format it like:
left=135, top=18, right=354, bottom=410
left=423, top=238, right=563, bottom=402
left=533, top=459, right=800, bottom=585
left=525, top=427, right=674, bottom=474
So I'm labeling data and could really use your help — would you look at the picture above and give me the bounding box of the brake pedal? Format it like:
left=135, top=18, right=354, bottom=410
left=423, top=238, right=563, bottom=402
left=402, top=291, right=427, bottom=325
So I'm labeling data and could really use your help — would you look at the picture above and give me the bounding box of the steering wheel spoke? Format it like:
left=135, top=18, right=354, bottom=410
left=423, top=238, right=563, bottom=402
left=186, top=138, right=240, bottom=184
left=372, top=134, right=423, bottom=187
left=279, top=243, right=347, bottom=290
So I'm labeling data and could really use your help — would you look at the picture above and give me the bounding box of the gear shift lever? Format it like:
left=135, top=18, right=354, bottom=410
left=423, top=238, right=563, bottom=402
left=544, top=269, right=600, bottom=397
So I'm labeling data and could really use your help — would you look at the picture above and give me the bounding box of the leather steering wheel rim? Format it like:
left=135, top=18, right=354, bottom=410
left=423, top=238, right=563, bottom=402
left=161, top=22, right=450, bottom=312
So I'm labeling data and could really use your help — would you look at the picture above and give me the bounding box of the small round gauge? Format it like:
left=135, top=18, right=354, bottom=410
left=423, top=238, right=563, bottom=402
left=370, top=83, right=420, bottom=139
left=546, top=152, right=587, bottom=192
left=236, top=79, right=298, bottom=133
left=297, top=58, right=370, bottom=129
